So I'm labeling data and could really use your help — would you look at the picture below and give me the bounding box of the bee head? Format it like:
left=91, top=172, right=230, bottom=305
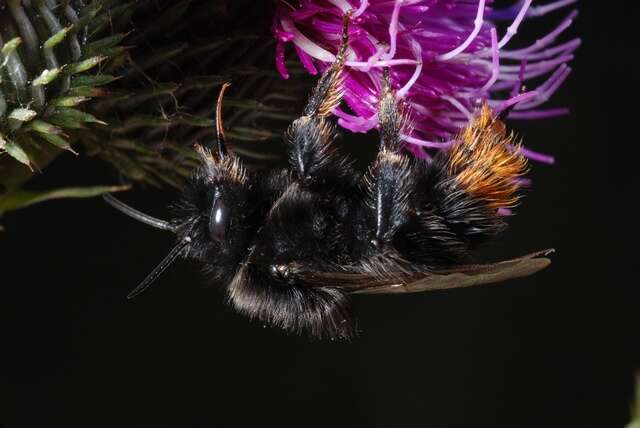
left=173, top=143, right=257, bottom=281
left=104, top=82, right=259, bottom=298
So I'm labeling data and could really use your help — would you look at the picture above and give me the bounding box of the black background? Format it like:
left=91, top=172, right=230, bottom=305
left=1, top=2, right=638, bottom=427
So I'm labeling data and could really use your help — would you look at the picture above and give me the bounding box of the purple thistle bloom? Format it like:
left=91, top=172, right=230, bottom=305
left=272, top=0, right=580, bottom=163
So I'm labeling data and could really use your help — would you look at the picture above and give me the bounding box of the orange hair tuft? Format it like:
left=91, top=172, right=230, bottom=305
left=447, top=104, right=528, bottom=210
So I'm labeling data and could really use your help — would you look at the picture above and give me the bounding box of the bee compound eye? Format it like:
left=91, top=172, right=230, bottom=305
left=208, top=197, right=230, bottom=242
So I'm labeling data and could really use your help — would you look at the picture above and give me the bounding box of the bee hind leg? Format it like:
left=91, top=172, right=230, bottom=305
left=360, top=71, right=469, bottom=265
left=377, top=68, right=406, bottom=152
left=363, top=72, right=422, bottom=249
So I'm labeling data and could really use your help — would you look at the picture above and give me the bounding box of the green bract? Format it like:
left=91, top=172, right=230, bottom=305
left=0, top=0, right=308, bottom=215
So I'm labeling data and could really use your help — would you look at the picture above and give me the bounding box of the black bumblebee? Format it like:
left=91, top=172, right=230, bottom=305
left=105, top=17, right=552, bottom=340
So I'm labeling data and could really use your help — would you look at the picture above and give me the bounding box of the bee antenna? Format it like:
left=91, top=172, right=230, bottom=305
left=214, top=82, right=232, bottom=159
left=127, top=237, right=192, bottom=299
left=103, top=194, right=177, bottom=232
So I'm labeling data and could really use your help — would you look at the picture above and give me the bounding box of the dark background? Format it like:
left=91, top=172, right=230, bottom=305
left=1, top=2, right=638, bottom=427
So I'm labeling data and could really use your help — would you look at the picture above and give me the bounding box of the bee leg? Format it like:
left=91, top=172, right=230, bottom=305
left=361, top=71, right=470, bottom=265
left=377, top=68, right=405, bottom=152
left=213, top=81, right=232, bottom=159
left=302, top=11, right=351, bottom=118
left=364, top=71, right=421, bottom=248
left=285, top=12, right=355, bottom=188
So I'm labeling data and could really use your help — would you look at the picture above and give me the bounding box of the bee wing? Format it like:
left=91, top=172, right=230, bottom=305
left=298, top=250, right=553, bottom=295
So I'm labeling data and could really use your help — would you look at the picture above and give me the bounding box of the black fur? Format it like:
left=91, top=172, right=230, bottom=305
left=162, top=69, right=512, bottom=339
left=104, top=15, right=537, bottom=340
left=110, top=49, right=522, bottom=340
left=426, top=152, right=507, bottom=244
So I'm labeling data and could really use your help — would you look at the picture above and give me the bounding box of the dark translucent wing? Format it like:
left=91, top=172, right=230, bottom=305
left=298, top=250, right=553, bottom=295
left=353, top=250, right=554, bottom=294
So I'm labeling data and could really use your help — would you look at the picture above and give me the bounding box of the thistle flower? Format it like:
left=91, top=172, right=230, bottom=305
left=1, top=0, right=304, bottom=215
left=273, top=0, right=580, bottom=163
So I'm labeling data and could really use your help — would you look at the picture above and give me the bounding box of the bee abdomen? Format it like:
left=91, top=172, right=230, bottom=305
left=227, top=263, right=353, bottom=340
left=447, top=104, right=528, bottom=210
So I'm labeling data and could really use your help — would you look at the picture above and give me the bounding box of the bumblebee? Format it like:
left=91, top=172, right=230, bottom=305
left=105, top=15, right=552, bottom=339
